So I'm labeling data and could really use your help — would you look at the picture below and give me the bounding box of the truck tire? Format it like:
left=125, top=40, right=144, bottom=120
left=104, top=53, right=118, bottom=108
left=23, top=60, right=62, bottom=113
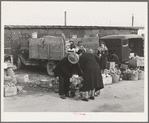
left=47, top=61, right=56, bottom=77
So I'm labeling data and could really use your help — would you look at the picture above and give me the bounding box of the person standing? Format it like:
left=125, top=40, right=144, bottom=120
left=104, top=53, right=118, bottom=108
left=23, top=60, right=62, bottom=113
left=77, top=49, right=104, bottom=101
left=53, top=53, right=82, bottom=99
left=97, top=41, right=108, bottom=74
left=77, top=41, right=86, bottom=53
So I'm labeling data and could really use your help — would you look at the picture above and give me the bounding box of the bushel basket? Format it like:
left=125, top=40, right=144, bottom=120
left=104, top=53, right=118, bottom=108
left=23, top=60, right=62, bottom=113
left=112, top=75, right=120, bottom=83
left=128, top=73, right=138, bottom=81
left=122, top=73, right=128, bottom=80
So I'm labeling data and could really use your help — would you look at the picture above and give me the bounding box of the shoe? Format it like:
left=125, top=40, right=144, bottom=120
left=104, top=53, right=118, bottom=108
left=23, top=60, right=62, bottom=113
left=60, top=95, right=66, bottom=99
left=89, top=96, right=95, bottom=100
left=95, top=91, right=100, bottom=96
left=65, top=94, right=69, bottom=97
left=82, top=98, right=89, bottom=102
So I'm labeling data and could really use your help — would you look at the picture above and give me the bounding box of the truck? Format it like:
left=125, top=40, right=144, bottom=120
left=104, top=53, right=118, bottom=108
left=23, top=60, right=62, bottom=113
left=16, top=34, right=99, bottom=77
left=99, top=34, right=144, bottom=63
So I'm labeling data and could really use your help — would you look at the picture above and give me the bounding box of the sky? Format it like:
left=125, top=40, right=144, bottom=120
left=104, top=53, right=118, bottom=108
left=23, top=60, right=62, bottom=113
left=2, top=2, right=147, bottom=27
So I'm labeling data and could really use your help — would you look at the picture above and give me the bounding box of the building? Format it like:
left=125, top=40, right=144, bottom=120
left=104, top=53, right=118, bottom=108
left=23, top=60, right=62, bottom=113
left=4, top=25, right=141, bottom=62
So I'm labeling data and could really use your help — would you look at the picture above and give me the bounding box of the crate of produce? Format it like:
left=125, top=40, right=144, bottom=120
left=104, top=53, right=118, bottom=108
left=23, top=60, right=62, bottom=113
left=4, top=86, right=17, bottom=97
left=16, top=74, right=29, bottom=83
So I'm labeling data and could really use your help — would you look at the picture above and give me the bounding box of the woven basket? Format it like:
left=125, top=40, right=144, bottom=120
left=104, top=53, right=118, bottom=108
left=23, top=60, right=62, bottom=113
left=128, top=73, right=138, bottom=81
left=112, top=75, right=120, bottom=83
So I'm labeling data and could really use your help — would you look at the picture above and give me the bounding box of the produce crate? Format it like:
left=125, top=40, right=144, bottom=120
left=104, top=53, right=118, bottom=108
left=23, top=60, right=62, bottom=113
left=16, top=74, right=29, bottom=83
left=4, top=86, right=17, bottom=97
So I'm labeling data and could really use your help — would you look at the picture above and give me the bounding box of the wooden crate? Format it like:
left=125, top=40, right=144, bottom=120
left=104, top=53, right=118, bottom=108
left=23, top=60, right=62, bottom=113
left=4, top=86, right=17, bottom=97
left=16, top=74, right=29, bottom=83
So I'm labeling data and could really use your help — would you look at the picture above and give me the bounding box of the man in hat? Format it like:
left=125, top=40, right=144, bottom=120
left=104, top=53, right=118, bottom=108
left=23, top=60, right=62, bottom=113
left=66, top=40, right=78, bottom=53
left=77, top=41, right=86, bottom=53
left=53, top=53, right=82, bottom=99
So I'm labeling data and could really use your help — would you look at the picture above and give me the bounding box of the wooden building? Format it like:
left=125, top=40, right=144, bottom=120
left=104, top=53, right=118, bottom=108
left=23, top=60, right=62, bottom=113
left=4, top=25, right=140, bottom=62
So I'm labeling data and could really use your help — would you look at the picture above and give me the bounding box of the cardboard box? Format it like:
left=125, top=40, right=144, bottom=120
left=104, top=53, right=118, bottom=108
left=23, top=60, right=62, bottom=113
left=102, top=74, right=112, bottom=85
left=16, top=74, right=29, bottom=83
left=107, top=62, right=115, bottom=69
left=4, top=86, right=17, bottom=97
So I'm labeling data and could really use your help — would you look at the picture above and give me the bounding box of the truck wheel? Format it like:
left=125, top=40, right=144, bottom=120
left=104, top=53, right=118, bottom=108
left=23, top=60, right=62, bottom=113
left=17, top=57, right=22, bottom=69
left=47, top=61, right=56, bottom=77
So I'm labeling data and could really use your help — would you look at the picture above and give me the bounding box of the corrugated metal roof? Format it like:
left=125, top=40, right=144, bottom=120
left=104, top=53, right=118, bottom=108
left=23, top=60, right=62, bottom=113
left=100, top=34, right=143, bottom=39
left=4, top=25, right=142, bottom=30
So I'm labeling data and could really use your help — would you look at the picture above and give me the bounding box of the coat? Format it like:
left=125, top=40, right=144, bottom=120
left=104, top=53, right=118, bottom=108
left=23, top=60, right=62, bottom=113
left=53, top=57, right=82, bottom=78
left=97, top=49, right=108, bottom=70
left=79, top=53, right=104, bottom=91
left=53, top=57, right=82, bottom=95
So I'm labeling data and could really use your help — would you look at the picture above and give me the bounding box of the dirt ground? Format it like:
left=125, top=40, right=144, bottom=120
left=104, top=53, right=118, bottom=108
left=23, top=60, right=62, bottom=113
left=4, top=66, right=144, bottom=112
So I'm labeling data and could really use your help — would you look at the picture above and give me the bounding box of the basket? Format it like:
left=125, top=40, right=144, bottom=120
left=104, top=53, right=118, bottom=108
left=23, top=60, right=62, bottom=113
left=122, top=73, right=128, bottom=80
left=138, top=71, right=144, bottom=80
left=128, top=73, right=138, bottom=81
left=112, top=75, right=120, bottom=83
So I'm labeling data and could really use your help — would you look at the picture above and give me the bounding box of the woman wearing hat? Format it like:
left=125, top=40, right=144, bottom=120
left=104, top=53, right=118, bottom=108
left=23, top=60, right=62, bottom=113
left=77, top=49, right=104, bottom=101
left=53, top=53, right=82, bottom=99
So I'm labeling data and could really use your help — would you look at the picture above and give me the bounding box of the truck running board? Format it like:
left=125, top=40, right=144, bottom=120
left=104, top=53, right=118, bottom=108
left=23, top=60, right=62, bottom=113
left=18, top=55, right=39, bottom=66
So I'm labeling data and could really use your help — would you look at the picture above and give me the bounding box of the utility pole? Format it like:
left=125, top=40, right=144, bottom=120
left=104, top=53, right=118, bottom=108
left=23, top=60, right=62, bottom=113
left=65, top=11, right=66, bottom=26
left=132, top=14, right=134, bottom=27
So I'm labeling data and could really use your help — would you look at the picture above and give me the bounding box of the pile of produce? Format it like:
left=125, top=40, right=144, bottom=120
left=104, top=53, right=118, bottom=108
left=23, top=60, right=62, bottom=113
left=123, top=69, right=139, bottom=74
left=104, top=68, right=121, bottom=76
left=122, top=68, right=144, bottom=80
left=70, top=74, right=83, bottom=89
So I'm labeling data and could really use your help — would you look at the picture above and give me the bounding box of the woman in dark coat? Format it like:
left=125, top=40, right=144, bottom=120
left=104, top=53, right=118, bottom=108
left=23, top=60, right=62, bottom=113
left=77, top=50, right=104, bottom=101
left=97, top=41, right=108, bottom=73
left=53, top=53, right=82, bottom=99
